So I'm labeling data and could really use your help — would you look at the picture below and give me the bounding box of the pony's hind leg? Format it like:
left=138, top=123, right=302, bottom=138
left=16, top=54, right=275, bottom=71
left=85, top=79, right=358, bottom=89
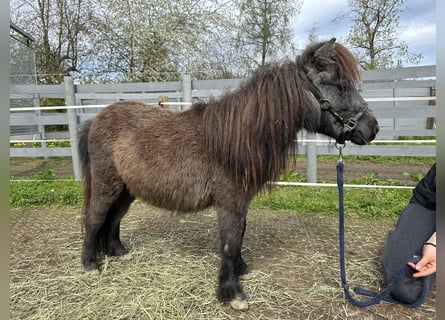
left=103, top=189, right=134, bottom=258
left=82, top=198, right=111, bottom=273
left=216, top=204, right=250, bottom=310
left=82, top=183, right=127, bottom=273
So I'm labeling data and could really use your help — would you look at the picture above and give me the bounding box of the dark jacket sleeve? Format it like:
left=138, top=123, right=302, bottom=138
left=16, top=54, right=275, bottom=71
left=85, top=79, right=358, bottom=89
left=412, top=163, right=436, bottom=210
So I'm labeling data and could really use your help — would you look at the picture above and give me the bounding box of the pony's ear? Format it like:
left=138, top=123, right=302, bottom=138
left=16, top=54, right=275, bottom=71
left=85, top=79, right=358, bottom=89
left=298, top=38, right=338, bottom=83
left=311, top=38, right=337, bottom=74
left=314, top=38, right=336, bottom=58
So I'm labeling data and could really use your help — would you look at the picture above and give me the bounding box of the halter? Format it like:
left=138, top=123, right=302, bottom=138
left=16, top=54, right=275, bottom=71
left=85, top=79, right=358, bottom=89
left=298, top=68, right=368, bottom=137
left=319, top=98, right=368, bottom=133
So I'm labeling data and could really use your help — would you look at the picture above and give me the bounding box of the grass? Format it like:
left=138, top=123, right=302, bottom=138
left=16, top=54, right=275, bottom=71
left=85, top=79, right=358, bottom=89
left=9, top=170, right=82, bottom=207
left=10, top=154, right=429, bottom=219
left=9, top=167, right=413, bottom=218
left=251, top=186, right=411, bottom=218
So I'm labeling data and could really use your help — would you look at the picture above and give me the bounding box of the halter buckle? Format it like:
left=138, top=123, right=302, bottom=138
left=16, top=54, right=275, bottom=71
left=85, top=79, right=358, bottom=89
left=319, top=99, right=331, bottom=111
left=344, top=118, right=358, bottom=132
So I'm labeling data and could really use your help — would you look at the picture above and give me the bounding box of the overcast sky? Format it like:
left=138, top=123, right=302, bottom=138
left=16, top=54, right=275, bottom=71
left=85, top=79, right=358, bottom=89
left=292, top=0, right=436, bottom=66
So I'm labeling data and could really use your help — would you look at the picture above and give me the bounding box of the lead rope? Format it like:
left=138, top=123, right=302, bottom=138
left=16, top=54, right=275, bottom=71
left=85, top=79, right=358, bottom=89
left=336, top=143, right=429, bottom=308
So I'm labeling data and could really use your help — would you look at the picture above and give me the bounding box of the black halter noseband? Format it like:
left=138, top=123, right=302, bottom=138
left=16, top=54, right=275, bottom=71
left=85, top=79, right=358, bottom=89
left=319, top=98, right=369, bottom=133
left=298, top=67, right=368, bottom=138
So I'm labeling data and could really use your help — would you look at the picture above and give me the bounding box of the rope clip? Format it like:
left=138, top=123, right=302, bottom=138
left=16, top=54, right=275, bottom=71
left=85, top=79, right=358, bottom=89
left=335, top=142, right=345, bottom=163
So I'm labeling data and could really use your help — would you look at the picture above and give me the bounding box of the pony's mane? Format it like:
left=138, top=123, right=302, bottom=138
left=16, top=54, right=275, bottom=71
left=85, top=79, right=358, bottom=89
left=202, top=40, right=360, bottom=202
left=334, top=43, right=361, bottom=87
left=202, top=58, right=306, bottom=200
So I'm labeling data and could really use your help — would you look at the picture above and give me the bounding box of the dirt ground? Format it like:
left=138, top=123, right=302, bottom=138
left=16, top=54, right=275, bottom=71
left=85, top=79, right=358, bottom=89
left=10, top=204, right=435, bottom=319
left=294, top=160, right=431, bottom=185
left=9, top=157, right=436, bottom=319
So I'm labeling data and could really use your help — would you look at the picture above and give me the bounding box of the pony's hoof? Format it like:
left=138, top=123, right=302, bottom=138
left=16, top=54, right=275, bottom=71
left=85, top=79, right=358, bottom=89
left=119, top=253, right=133, bottom=261
left=229, top=298, right=249, bottom=310
left=239, top=272, right=254, bottom=281
left=85, top=269, right=100, bottom=276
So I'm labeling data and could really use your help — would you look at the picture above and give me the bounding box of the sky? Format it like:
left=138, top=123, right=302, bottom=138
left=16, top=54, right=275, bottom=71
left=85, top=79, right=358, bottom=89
left=292, top=0, right=436, bottom=66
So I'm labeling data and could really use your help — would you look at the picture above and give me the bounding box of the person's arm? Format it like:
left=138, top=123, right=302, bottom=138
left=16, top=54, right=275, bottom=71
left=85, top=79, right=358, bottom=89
left=408, top=232, right=436, bottom=277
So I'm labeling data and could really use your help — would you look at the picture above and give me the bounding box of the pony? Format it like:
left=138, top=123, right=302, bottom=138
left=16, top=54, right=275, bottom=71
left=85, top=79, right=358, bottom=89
left=78, top=38, right=379, bottom=310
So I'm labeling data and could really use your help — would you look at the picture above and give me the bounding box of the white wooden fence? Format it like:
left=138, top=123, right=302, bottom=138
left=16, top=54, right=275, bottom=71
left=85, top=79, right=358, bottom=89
left=10, top=66, right=436, bottom=180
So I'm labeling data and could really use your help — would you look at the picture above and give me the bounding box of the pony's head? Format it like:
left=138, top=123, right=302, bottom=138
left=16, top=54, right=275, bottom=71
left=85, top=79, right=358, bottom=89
left=298, top=38, right=379, bottom=145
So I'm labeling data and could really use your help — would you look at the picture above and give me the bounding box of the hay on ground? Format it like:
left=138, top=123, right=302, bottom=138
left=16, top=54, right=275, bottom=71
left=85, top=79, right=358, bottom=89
left=10, top=203, right=435, bottom=319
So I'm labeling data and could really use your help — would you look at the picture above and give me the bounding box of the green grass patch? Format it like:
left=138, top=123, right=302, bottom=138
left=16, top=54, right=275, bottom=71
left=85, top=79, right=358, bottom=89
left=10, top=170, right=82, bottom=207
left=251, top=185, right=411, bottom=218
left=10, top=166, right=414, bottom=218
left=248, top=165, right=415, bottom=218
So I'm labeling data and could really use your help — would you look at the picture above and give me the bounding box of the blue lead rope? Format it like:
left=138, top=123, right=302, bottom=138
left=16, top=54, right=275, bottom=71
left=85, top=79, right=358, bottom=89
left=336, top=159, right=429, bottom=308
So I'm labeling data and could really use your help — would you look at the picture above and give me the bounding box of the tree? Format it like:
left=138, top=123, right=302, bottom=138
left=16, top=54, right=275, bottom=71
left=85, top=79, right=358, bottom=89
left=85, top=0, right=175, bottom=82
left=11, top=0, right=242, bottom=82
left=10, top=0, right=95, bottom=83
left=236, top=0, right=302, bottom=68
left=338, top=0, right=422, bottom=69
left=306, top=23, right=320, bottom=45
left=11, top=0, right=304, bottom=82
left=72, top=0, right=241, bottom=81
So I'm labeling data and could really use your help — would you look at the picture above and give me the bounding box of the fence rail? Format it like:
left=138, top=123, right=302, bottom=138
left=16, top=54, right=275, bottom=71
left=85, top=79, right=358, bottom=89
left=10, top=66, right=437, bottom=180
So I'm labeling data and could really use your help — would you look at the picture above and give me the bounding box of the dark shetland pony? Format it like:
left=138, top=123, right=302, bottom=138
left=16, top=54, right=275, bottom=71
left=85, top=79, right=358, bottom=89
left=78, top=38, right=379, bottom=310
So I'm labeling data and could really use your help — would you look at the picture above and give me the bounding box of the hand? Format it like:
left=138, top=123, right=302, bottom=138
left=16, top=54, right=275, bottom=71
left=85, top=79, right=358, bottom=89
left=408, top=244, right=436, bottom=278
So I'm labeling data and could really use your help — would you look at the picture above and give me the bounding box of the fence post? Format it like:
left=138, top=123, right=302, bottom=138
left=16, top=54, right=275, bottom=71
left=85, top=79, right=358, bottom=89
left=182, top=73, right=192, bottom=110
left=158, top=96, right=169, bottom=109
left=306, top=132, right=317, bottom=183
left=33, top=93, right=48, bottom=158
left=392, top=80, right=398, bottom=139
left=64, top=76, right=81, bottom=180
left=426, top=87, right=436, bottom=129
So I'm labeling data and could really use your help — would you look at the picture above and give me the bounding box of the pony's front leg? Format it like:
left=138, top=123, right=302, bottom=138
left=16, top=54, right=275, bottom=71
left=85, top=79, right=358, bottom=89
left=216, top=206, right=249, bottom=310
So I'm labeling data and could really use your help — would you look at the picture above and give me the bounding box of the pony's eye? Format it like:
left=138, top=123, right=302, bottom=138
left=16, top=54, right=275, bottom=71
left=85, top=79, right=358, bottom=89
left=314, top=60, right=325, bottom=71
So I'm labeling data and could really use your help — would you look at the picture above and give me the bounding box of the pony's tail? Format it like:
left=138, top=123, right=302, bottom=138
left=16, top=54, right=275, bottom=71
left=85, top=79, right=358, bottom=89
left=78, top=120, right=93, bottom=231
left=78, top=120, right=108, bottom=256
